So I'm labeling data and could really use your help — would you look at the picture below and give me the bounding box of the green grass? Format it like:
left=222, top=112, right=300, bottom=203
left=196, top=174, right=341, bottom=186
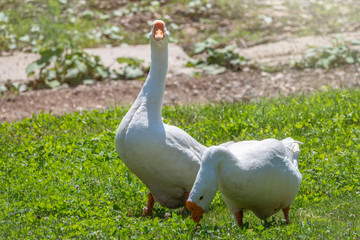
left=1, top=89, right=360, bottom=238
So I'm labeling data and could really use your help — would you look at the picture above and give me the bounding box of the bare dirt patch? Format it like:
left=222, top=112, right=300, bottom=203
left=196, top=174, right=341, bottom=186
left=1, top=28, right=360, bottom=122
left=1, top=64, right=359, bottom=122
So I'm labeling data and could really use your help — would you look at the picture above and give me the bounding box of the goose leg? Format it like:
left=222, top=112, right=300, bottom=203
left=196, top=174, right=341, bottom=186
left=184, top=192, right=189, bottom=200
left=181, top=192, right=190, bottom=216
left=142, top=192, right=155, bottom=217
left=235, top=210, right=244, bottom=227
left=282, top=207, right=290, bottom=225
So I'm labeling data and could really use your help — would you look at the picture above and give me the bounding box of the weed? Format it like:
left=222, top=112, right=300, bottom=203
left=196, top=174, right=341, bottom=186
left=186, top=38, right=282, bottom=74
left=186, top=38, right=253, bottom=75
left=292, top=38, right=360, bottom=70
left=187, top=0, right=213, bottom=17
left=26, top=43, right=110, bottom=89
left=115, top=57, right=148, bottom=81
left=20, top=43, right=149, bottom=91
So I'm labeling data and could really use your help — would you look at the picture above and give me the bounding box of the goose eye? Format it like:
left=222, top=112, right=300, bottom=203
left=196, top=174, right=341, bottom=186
left=199, top=196, right=203, bottom=200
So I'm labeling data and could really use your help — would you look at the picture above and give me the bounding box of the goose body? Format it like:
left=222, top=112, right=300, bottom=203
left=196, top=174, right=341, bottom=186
left=187, top=138, right=302, bottom=226
left=115, top=20, right=206, bottom=212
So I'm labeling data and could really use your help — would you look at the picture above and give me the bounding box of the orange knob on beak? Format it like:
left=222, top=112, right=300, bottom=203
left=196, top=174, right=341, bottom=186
left=186, top=200, right=205, bottom=224
left=153, top=20, right=165, bottom=40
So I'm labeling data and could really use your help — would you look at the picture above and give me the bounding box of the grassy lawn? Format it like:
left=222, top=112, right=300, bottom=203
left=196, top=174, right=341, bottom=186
left=1, top=89, right=359, bottom=239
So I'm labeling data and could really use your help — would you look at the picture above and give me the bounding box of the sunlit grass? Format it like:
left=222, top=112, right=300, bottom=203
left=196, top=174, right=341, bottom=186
left=1, top=89, right=359, bottom=238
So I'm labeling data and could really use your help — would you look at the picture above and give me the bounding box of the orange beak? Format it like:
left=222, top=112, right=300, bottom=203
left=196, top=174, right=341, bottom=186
left=186, top=200, right=205, bottom=224
left=153, top=20, right=165, bottom=41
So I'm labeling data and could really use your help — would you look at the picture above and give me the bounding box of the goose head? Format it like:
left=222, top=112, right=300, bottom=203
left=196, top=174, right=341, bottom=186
left=149, top=20, right=169, bottom=45
left=186, top=170, right=218, bottom=224
left=186, top=200, right=205, bottom=224
left=186, top=185, right=216, bottom=224
left=186, top=146, right=223, bottom=224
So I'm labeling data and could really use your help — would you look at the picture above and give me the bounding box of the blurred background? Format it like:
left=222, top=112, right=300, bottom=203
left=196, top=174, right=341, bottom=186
left=1, top=0, right=359, bottom=52
left=1, top=0, right=360, bottom=121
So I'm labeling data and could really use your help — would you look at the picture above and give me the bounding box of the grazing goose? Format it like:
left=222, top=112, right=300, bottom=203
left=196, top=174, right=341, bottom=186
left=115, top=20, right=206, bottom=216
left=186, top=138, right=302, bottom=227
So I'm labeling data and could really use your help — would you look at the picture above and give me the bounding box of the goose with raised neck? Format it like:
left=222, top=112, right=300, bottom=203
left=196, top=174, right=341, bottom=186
left=115, top=20, right=206, bottom=215
left=186, top=138, right=302, bottom=227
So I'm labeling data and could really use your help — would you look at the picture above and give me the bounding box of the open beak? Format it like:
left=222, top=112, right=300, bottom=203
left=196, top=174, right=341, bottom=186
left=153, top=20, right=165, bottom=41
left=186, top=200, right=205, bottom=224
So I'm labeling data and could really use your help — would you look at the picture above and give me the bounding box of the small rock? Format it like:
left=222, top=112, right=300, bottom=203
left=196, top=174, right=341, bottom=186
left=261, top=71, right=269, bottom=77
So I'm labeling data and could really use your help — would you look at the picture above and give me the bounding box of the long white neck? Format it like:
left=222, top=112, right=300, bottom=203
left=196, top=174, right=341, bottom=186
left=189, top=147, right=224, bottom=210
left=139, top=39, right=168, bottom=122
left=115, top=39, right=168, bottom=157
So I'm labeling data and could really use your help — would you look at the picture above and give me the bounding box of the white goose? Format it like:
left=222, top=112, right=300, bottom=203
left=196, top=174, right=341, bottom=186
left=115, top=20, right=206, bottom=215
left=186, top=138, right=302, bottom=227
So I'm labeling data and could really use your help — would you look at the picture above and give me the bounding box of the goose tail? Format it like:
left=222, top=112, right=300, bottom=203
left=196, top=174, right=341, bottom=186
left=281, top=137, right=302, bottom=167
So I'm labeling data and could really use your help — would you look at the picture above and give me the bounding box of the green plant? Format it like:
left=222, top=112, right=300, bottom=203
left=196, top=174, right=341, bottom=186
left=23, top=45, right=148, bottom=91
left=0, top=84, right=7, bottom=93
left=292, top=38, right=360, bottom=69
left=187, top=0, right=213, bottom=16
left=116, top=57, right=148, bottom=80
left=26, top=44, right=110, bottom=89
left=112, top=0, right=160, bottom=17
left=186, top=38, right=252, bottom=74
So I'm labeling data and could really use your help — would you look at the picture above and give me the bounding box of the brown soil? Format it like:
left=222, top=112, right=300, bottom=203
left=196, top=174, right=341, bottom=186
left=1, top=64, right=359, bottom=122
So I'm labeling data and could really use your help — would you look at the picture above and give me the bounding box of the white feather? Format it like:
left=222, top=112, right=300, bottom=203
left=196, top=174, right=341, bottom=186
left=188, top=138, right=302, bottom=220
left=115, top=20, right=206, bottom=208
